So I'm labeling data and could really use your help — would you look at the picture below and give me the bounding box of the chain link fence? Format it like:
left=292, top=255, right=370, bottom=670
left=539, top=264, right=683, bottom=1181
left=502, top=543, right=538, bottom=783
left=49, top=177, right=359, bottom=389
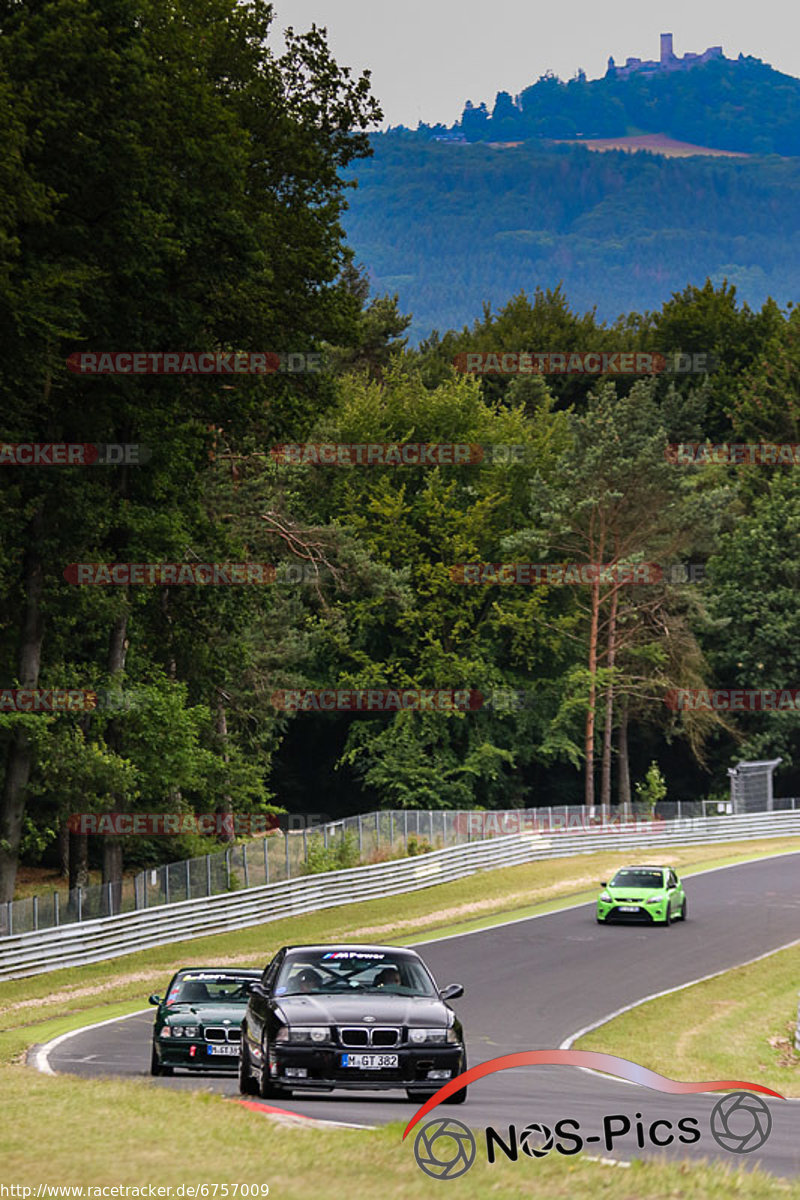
left=3, top=796, right=799, bottom=939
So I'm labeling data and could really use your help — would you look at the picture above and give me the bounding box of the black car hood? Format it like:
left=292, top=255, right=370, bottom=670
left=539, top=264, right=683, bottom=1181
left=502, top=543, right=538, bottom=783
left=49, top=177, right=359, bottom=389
left=275, top=993, right=451, bottom=1026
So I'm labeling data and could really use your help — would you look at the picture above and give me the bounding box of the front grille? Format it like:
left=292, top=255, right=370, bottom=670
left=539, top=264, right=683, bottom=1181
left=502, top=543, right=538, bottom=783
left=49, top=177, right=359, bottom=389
left=338, top=1026, right=400, bottom=1048
left=203, top=1025, right=240, bottom=1043
left=372, top=1029, right=400, bottom=1048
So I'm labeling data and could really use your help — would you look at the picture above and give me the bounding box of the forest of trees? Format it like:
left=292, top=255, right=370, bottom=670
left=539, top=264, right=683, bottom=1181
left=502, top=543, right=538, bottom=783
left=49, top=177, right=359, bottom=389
left=2, top=1, right=799, bottom=901
left=341, top=136, right=800, bottom=343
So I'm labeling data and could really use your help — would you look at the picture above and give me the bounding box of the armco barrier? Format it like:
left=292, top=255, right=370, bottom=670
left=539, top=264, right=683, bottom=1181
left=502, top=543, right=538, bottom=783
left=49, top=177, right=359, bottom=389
left=0, top=810, right=798, bottom=980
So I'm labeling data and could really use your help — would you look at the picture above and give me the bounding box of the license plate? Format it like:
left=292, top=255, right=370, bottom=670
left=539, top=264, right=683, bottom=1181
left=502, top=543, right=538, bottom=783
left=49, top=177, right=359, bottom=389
left=341, top=1053, right=399, bottom=1069
left=617, top=905, right=640, bottom=912
left=207, top=1044, right=239, bottom=1056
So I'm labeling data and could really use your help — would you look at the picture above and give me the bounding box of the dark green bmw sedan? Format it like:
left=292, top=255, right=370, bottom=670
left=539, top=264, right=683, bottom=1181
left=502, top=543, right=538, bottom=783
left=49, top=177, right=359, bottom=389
left=149, top=967, right=262, bottom=1075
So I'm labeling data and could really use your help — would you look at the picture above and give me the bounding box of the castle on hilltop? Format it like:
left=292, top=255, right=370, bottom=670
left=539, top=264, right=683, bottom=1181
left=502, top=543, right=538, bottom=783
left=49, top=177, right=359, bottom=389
left=607, top=33, right=724, bottom=79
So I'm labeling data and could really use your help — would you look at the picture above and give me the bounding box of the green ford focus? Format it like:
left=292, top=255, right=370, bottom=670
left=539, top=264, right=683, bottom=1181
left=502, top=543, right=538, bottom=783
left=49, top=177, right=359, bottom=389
left=149, top=967, right=262, bottom=1075
left=596, top=864, right=687, bottom=926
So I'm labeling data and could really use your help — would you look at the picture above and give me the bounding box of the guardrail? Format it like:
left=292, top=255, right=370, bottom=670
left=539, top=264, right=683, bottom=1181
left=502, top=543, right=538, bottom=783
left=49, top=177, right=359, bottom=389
left=0, top=809, right=798, bottom=981
left=8, top=797, right=799, bottom=940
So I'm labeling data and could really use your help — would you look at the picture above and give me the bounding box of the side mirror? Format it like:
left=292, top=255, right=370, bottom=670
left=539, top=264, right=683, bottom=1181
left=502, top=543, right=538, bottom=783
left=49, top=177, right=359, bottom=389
left=599, top=881, right=606, bottom=887
left=246, top=981, right=259, bottom=994
left=440, top=983, right=464, bottom=1002
left=148, top=994, right=161, bottom=1005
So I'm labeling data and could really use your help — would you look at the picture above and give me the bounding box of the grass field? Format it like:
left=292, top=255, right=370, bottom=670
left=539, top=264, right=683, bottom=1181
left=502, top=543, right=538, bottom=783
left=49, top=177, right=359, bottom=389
left=3, top=836, right=799, bottom=1192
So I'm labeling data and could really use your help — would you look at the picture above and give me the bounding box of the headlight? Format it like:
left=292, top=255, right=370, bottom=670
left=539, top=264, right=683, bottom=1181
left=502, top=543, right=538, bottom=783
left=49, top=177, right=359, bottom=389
left=160, top=1027, right=171, bottom=1038
left=646, top=895, right=665, bottom=904
left=283, top=1026, right=328, bottom=1043
left=598, top=891, right=611, bottom=902
left=409, top=1028, right=448, bottom=1045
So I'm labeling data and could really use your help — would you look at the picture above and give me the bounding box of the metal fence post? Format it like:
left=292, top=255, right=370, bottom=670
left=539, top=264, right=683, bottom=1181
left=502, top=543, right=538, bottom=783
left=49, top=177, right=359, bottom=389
left=323, top=822, right=328, bottom=850
left=375, top=811, right=380, bottom=851
left=357, top=814, right=363, bottom=855
left=54, top=891, right=59, bottom=927
left=164, top=865, right=170, bottom=906
left=186, top=859, right=191, bottom=900
left=429, top=810, right=434, bottom=843
left=76, top=888, right=82, bottom=923
left=32, top=895, right=39, bottom=931
left=285, top=834, right=290, bottom=879
left=206, top=855, right=212, bottom=897
left=390, top=811, right=394, bottom=849
left=225, top=848, right=232, bottom=890
left=106, top=881, right=113, bottom=917
left=242, top=844, right=249, bottom=888
left=264, top=837, right=269, bottom=884
left=303, top=828, right=308, bottom=866
left=677, top=800, right=682, bottom=820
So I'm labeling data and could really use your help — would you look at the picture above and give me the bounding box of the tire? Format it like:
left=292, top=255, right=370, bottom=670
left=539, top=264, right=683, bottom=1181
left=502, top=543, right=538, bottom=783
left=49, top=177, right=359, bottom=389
left=257, top=1043, right=291, bottom=1100
left=662, top=905, right=672, bottom=927
left=596, top=914, right=604, bottom=924
left=679, top=896, right=687, bottom=921
left=239, top=1041, right=259, bottom=1096
left=444, top=1052, right=468, bottom=1104
left=150, top=1044, right=172, bottom=1076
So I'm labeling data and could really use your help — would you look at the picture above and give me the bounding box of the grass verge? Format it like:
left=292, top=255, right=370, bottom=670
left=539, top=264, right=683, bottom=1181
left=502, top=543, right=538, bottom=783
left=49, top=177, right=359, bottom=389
left=2, top=1067, right=800, bottom=1196
left=576, top=939, right=800, bottom=1097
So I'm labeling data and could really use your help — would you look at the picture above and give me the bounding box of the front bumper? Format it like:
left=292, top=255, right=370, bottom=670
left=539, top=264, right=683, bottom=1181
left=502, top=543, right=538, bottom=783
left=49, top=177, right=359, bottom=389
left=597, top=901, right=667, bottom=923
left=156, top=1039, right=240, bottom=1070
left=266, top=1044, right=465, bottom=1091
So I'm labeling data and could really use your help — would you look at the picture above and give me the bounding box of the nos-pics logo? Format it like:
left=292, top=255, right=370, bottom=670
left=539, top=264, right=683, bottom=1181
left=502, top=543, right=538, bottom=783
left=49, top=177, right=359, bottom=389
left=404, top=1051, right=782, bottom=1181
left=413, top=1095, right=773, bottom=1180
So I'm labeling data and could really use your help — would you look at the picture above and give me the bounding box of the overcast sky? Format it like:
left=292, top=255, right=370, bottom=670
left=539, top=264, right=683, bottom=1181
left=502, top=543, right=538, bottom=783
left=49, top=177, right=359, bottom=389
left=272, top=0, right=800, bottom=128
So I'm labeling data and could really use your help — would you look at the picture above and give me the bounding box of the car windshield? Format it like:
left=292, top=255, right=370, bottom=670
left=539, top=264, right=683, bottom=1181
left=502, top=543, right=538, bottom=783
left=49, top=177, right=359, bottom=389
left=274, top=951, right=437, bottom=997
left=167, top=974, right=254, bottom=1005
left=609, top=869, right=665, bottom=889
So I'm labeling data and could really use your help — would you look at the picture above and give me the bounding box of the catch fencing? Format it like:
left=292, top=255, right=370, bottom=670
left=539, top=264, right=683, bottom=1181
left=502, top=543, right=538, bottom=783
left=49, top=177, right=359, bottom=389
left=7, top=797, right=799, bottom=940
left=0, top=808, right=798, bottom=980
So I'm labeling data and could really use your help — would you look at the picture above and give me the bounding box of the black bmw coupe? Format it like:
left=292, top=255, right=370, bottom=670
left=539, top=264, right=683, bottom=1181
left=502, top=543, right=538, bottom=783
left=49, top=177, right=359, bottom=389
left=239, top=944, right=467, bottom=1102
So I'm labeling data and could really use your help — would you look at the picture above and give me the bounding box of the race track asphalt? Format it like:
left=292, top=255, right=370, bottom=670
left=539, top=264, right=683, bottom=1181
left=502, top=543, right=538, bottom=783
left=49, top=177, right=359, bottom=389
left=39, top=852, right=800, bottom=1177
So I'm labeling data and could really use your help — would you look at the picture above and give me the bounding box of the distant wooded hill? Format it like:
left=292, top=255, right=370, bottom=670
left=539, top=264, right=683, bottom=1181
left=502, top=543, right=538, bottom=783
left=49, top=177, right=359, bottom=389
left=395, top=57, right=800, bottom=157
left=341, top=137, right=800, bottom=343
